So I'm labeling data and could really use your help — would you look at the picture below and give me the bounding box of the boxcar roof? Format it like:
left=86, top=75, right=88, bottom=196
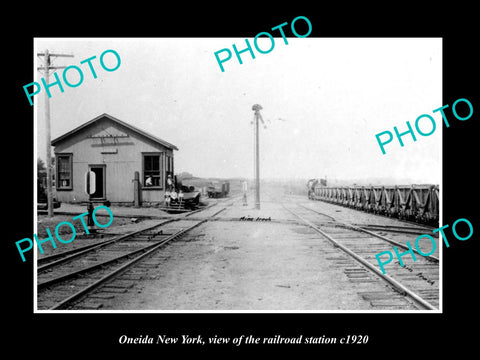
left=51, top=113, right=179, bottom=151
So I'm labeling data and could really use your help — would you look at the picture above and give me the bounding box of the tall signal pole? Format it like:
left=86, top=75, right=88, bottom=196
left=37, top=49, right=74, bottom=217
left=252, top=104, right=264, bottom=210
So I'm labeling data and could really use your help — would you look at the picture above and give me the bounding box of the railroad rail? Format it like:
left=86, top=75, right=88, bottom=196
left=298, top=204, right=439, bottom=262
left=352, top=223, right=436, bottom=236
left=282, top=203, right=440, bottom=310
left=37, top=206, right=227, bottom=310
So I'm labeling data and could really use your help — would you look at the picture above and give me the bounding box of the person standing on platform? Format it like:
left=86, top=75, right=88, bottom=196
left=242, top=180, right=248, bottom=206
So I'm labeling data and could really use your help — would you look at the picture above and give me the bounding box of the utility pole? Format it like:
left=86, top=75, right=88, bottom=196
left=37, top=49, right=74, bottom=217
left=252, top=104, right=264, bottom=210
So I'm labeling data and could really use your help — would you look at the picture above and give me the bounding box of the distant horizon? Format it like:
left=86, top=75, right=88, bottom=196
left=178, top=174, right=440, bottom=186
left=36, top=38, right=441, bottom=185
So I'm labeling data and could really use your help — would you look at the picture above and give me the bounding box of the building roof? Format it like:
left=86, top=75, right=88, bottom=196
left=51, top=113, right=179, bottom=151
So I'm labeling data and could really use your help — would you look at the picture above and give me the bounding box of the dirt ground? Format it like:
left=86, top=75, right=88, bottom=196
left=36, top=208, right=169, bottom=258
left=99, top=197, right=404, bottom=311
left=37, top=193, right=436, bottom=310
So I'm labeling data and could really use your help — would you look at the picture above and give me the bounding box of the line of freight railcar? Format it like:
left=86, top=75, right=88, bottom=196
left=307, top=180, right=439, bottom=227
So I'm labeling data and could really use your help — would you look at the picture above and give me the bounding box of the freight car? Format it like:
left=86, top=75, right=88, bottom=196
left=207, top=181, right=230, bottom=198
left=307, top=181, right=439, bottom=226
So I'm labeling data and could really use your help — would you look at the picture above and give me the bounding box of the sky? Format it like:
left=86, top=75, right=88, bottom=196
left=34, top=37, right=442, bottom=184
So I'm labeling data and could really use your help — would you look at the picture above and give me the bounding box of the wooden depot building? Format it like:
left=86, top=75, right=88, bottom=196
left=51, top=113, right=178, bottom=205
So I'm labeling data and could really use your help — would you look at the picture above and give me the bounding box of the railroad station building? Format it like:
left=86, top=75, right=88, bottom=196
left=51, top=113, right=178, bottom=205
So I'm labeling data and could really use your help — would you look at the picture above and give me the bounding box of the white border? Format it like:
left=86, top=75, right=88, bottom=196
left=33, top=37, right=443, bottom=314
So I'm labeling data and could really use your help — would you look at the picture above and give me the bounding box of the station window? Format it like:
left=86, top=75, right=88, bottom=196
left=56, top=153, right=72, bottom=190
left=143, top=153, right=163, bottom=188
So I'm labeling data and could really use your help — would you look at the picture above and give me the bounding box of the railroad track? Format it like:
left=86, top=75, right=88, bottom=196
left=352, top=223, right=436, bottom=236
left=37, top=206, right=227, bottom=310
left=282, top=203, right=440, bottom=310
left=298, top=204, right=439, bottom=262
